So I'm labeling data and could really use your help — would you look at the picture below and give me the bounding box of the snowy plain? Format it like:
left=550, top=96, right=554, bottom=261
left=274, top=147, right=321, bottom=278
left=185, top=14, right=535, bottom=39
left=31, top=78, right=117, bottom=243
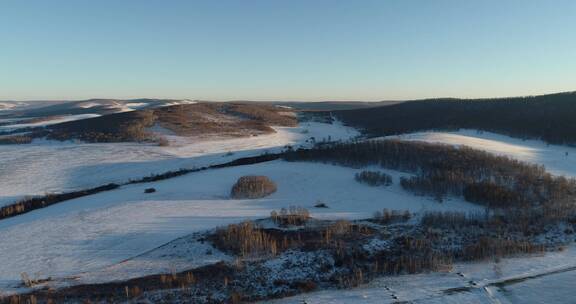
left=0, top=120, right=358, bottom=206
left=0, top=160, right=480, bottom=294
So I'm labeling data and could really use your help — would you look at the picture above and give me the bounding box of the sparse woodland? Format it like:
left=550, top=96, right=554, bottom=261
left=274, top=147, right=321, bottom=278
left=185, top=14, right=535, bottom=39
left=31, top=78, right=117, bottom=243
left=48, top=110, right=157, bottom=143
left=1, top=102, right=298, bottom=145
left=283, top=140, right=576, bottom=237
left=0, top=134, right=34, bottom=144
left=153, top=103, right=297, bottom=138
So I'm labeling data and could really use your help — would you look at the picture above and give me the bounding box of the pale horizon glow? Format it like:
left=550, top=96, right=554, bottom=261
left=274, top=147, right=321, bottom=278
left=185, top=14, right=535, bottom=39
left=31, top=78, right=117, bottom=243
left=1, top=0, right=575, bottom=101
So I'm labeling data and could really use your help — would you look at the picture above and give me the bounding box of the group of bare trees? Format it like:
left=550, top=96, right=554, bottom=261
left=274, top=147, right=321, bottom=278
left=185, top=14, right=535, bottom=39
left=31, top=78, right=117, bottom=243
left=284, top=140, right=576, bottom=210
left=270, top=206, right=310, bottom=226
left=0, top=134, right=34, bottom=145
left=230, top=175, right=277, bottom=199
left=355, top=170, right=392, bottom=187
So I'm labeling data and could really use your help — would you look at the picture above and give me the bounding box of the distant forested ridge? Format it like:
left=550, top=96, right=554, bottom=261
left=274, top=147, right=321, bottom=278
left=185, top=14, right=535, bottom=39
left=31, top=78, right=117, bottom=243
left=332, top=91, right=576, bottom=145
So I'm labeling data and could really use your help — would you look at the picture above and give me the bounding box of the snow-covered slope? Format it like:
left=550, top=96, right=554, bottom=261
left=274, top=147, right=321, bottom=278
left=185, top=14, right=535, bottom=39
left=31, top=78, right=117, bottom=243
left=0, top=121, right=358, bottom=206
left=387, top=130, right=576, bottom=178
left=0, top=160, right=479, bottom=294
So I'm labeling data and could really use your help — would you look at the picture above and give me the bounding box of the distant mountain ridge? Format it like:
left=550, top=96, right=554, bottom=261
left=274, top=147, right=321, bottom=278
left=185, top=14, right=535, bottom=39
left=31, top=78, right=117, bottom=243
left=0, top=98, right=193, bottom=118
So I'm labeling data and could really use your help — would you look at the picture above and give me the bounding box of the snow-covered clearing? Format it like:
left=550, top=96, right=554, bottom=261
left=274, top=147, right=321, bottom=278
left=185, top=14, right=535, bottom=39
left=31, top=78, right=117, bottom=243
left=0, top=121, right=358, bottom=206
left=0, top=160, right=478, bottom=294
left=387, top=129, right=576, bottom=177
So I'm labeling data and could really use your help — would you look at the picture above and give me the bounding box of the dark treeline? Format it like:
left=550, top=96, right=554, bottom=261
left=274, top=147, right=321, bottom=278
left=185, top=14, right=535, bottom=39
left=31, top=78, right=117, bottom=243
left=0, top=184, right=119, bottom=220
left=283, top=140, right=576, bottom=209
left=0, top=134, right=35, bottom=144
left=333, top=91, right=576, bottom=145
left=355, top=170, right=392, bottom=187
left=372, top=208, right=411, bottom=224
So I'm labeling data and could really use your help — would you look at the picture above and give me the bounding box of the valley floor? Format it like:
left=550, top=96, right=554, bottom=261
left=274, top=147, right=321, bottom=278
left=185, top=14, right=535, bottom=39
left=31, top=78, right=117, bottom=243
left=0, top=120, right=357, bottom=206
left=2, top=126, right=576, bottom=302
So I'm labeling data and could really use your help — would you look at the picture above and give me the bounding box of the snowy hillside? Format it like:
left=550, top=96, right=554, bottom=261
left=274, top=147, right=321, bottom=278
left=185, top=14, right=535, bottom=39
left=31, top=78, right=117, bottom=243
left=387, top=129, right=576, bottom=178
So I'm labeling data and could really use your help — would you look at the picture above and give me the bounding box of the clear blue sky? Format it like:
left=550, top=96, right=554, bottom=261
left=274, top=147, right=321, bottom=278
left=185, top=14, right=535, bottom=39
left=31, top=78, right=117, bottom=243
left=1, top=0, right=575, bottom=101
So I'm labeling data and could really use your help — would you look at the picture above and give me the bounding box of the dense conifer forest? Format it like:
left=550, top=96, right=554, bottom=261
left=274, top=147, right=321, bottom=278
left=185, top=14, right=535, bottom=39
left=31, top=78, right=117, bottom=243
left=333, top=91, right=576, bottom=145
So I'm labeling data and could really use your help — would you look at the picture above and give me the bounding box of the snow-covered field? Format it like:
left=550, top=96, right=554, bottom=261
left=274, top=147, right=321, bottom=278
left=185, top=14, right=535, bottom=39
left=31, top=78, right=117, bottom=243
left=0, top=160, right=478, bottom=294
left=0, top=120, right=358, bottom=206
left=2, top=124, right=576, bottom=301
